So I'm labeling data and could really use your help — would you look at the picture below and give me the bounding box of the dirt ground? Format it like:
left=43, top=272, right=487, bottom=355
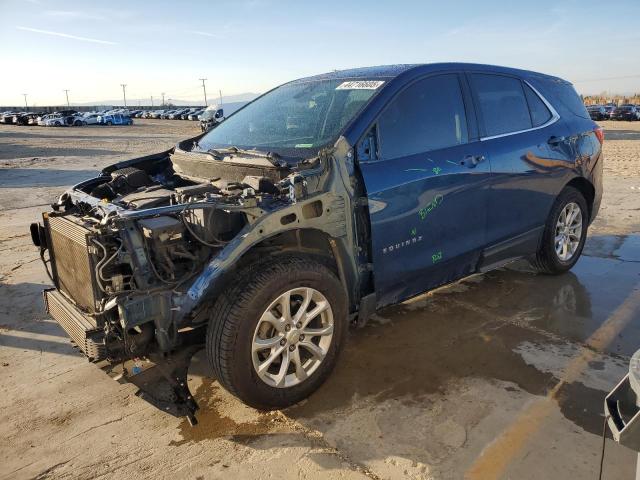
left=1, top=119, right=639, bottom=480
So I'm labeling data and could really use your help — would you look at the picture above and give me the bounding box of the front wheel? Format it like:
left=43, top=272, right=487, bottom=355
left=207, top=255, right=347, bottom=409
left=531, top=186, right=588, bottom=274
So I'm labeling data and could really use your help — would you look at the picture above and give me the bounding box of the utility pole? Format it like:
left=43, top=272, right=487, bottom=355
left=22, top=94, right=28, bottom=111
left=120, top=84, right=127, bottom=107
left=161, top=92, right=165, bottom=106
left=219, top=89, right=223, bottom=107
left=199, top=78, right=208, bottom=106
left=151, top=95, right=154, bottom=107
left=63, top=89, right=70, bottom=108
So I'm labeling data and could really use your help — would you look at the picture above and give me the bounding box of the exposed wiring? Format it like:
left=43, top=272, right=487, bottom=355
left=179, top=204, right=227, bottom=248
left=598, top=415, right=610, bottom=480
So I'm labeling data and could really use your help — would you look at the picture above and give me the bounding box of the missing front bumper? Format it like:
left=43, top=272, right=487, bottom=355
left=44, top=287, right=204, bottom=425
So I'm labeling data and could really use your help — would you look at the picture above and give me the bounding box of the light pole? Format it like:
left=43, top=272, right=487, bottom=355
left=219, top=89, right=223, bottom=107
left=22, top=94, right=28, bottom=111
left=63, top=89, right=70, bottom=108
left=120, top=84, right=127, bottom=107
left=199, top=78, right=208, bottom=106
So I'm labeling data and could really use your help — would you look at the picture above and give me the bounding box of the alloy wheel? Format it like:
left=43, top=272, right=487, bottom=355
left=555, top=202, right=582, bottom=262
left=251, top=287, right=334, bottom=388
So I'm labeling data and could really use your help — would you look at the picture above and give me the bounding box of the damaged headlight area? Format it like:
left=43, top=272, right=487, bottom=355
left=31, top=143, right=328, bottom=424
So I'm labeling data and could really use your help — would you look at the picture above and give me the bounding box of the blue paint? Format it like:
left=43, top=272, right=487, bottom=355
left=352, top=64, right=602, bottom=308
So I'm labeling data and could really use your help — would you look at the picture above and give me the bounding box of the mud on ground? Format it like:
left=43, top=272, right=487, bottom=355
left=0, top=119, right=639, bottom=480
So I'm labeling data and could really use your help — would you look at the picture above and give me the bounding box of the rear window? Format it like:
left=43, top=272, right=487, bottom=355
left=546, top=80, right=590, bottom=119
left=470, top=74, right=532, bottom=136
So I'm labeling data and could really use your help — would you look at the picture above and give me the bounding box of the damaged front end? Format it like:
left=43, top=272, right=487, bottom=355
left=31, top=136, right=358, bottom=424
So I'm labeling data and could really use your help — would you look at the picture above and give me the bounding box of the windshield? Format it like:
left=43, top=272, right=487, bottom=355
left=196, top=78, right=384, bottom=159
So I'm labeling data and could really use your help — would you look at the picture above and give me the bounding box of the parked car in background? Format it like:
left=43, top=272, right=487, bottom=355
left=149, top=110, right=165, bottom=119
left=40, top=113, right=67, bottom=126
left=168, top=109, right=188, bottom=119
left=78, top=113, right=101, bottom=125
left=586, top=105, right=607, bottom=121
left=29, top=64, right=604, bottom=422
left=0, top=111, right=20, bottom=124
left=188, top=109, right=204, bottom=120
left=610, top=105, right=638, bottom=121
left=603, top=105, right=616, bottom=118
left=199, top=105, right=224, bottom=132
left=180, top=108, right=199, bottom=120
left=14, top=112, right=43, bottom=125
left=97, top=113, right=133, bottom=125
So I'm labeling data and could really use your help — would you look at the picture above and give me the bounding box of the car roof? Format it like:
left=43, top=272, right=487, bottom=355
left=292, top=63, right=565, bottom=84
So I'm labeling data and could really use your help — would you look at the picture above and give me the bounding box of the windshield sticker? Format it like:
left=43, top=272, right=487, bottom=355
left=336, top=80, right=385, bottom=90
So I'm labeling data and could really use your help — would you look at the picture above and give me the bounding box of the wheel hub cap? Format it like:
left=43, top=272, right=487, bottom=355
left=251, top=287, right=334, bottom=388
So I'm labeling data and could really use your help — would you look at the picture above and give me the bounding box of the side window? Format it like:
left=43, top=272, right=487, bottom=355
left=470, top=74, right=531, bottom=137
left=523, top=83, right=552, bottom=127
left=377, top=74, right=468, bottom=160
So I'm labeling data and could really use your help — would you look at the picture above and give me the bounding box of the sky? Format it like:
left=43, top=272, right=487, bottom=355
left=0, top=0, right=639, bottom=107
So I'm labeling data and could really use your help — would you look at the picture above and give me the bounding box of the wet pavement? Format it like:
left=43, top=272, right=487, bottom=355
left=183, top=232, right=640, bottom=478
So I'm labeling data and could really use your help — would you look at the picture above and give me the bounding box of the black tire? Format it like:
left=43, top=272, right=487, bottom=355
left=531, top=186, right=588, bottom=275
left=106, top=121, right=112, bottom=126
left=206, top=255, right=348, bottom=409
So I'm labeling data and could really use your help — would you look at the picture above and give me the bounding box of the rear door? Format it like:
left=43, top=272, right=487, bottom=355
left=467, top=72, right=567, bottom=262
left=358, top=73, right=491, bottom=307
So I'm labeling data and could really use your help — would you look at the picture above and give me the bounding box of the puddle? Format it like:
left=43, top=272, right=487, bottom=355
left=289, top=233, right=640, bottom=440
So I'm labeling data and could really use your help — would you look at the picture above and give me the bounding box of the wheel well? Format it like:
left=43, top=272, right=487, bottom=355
left=236, top=229, right=339, bottom=276
left=565, top=177, right=595, bottom=218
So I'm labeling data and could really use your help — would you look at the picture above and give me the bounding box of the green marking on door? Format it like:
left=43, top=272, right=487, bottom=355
left=418, top=194, right=444, bottom=220
left=432, top=251, right=443, bottom=263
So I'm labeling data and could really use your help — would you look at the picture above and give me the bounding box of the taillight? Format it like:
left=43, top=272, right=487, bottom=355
left=594, top=126, right=604, bottom=145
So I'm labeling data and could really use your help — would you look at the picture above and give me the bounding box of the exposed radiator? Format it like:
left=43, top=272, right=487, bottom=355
left=44, top=289, right=106, bottom=361
left=45, top=215, right=102, bottom=313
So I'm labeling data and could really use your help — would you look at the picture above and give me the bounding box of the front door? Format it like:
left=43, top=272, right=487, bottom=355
left=358, top=73, right=491, bottom=307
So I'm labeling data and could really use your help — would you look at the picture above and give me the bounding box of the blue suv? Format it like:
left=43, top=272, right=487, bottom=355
left=97, top=113, right=133, bottom=126
left=31, top=63, right=602, bottom=423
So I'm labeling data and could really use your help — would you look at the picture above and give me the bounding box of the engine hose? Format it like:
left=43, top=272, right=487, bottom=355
left=179, top=208, right=227, bottom=248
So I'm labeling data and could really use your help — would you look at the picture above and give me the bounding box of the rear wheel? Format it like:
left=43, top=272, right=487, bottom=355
left=531, top=186, right=588, bottom=274
left=206, top=255, right=347, bottom=409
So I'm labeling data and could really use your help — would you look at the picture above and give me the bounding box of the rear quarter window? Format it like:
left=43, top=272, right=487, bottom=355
left=470, top=73, right=532, bottom=137
left=523, top=84, right=553, bottom=127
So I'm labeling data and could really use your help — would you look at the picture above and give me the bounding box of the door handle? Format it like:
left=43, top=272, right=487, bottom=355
left=462, top=154, right=485, bottom=168
left=547, top=135, right=566, bottom=145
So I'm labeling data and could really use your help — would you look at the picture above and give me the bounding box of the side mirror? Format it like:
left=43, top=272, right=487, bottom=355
left=215, top=109, right=224, bottom=119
